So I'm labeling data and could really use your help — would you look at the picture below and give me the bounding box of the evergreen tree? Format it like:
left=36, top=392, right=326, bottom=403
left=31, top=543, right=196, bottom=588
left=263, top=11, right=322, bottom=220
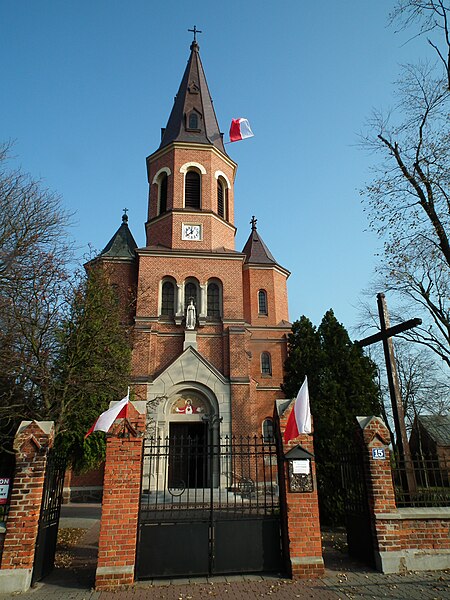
left=283, top=309, right=381, bottom=524
left=52, top=266, right=132, bottom=471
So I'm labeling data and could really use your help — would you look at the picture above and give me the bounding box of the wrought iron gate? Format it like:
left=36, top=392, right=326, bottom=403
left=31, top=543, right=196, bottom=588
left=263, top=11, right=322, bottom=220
left=32, top=449, right=66, bottom=584
left=136, top=434, right=285, bottom=579
left=340, top=448, right=375, bottom=568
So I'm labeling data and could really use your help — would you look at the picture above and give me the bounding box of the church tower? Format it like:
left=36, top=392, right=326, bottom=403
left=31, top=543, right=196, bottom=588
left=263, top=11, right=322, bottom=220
left=101, top=38, right=291, bottom=443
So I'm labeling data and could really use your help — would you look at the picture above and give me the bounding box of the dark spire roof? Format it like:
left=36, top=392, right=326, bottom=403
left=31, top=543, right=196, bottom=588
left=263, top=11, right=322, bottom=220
left=242, top=216, right=278, bottom=265
left=99, top=211, right=138, bottom=259
left=159, top=41, right=226, bottom=154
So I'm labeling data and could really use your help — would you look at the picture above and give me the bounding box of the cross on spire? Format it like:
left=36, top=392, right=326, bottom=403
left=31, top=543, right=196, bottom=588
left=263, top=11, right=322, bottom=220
left=122, top=207, right=129, bottom=223
left=250, top=216, right=258, bottom=231
left=188, top=25, right=202, bottom=43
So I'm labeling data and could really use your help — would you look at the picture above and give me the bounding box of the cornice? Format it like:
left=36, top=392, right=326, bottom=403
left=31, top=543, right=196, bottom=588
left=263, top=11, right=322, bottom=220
left=146, top=209, right=237, bottom=234
left=242, top=262, right=291, bottom=279
left=147, top=141, right=238, bottom=172
left=137, top=247, right=246, bottom=261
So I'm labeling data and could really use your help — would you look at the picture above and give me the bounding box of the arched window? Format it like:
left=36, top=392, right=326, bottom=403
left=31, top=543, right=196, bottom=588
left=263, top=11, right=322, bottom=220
left=262, top=418, right=274, bottom=443
left=207, top=282, right=221, bottom=318
left=161, top=281, right=175, bottom=316
left=185, top=170, right=201, bottom=209
left=184, top=281, right=199, bottom=310
left=258, top=290, right=268, bottom=315
left=188, top=112, right=199, bottom=129
left=158, top=172, right=168, bottom=214
left=217, top=178, right=227, bottom=219
left=261, top=352, right=272, bottom=375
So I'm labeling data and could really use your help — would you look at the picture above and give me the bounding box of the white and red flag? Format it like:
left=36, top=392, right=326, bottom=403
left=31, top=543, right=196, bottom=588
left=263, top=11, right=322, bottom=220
left=229, top=118, right=254, bottom=142
left=284, top=377, right=311, bottom=443
left=85, top=388, right=130, bottom=439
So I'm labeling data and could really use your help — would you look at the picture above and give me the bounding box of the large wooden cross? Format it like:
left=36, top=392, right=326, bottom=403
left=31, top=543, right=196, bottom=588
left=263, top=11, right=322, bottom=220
left=356, top=293, right=422, bottom=495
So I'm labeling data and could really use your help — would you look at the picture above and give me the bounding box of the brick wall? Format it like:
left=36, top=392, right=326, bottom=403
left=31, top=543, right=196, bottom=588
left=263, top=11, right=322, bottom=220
left=63, top=464, right=104, bottom=503
left=358, top=416, right=450, bottom=573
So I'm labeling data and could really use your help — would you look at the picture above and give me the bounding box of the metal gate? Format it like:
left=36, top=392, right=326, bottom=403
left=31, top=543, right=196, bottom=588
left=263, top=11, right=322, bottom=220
left=32, top=449, right=66, bottom=584
left=136, top=433, right=285, bottom=579
left=340, top=447, right=375, bottom=568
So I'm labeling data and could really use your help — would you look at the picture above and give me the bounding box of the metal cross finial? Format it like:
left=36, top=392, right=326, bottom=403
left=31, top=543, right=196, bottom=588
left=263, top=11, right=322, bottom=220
left=122, top=207, right=129, bottom=223
left=188, top=25, right=202, bottom=43
left=250, top=216, right=257, bottom=230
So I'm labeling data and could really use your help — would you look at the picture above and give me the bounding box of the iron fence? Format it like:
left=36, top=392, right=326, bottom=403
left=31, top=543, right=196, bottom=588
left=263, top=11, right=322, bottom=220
left=392, top=451, right=450, bottom=507
left=140, top=434, right=280, bottom=520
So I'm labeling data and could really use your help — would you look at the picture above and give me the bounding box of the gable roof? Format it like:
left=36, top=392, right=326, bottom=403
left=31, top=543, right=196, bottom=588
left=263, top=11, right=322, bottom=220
left=418, top=414, right=450, bottom=446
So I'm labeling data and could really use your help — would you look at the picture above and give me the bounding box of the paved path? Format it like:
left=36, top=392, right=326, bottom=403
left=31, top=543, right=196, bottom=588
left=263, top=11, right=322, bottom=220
left=1, top=507, right=448, bottom=600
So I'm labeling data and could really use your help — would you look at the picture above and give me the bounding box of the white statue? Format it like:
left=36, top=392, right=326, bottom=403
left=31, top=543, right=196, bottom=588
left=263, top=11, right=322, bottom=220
left=186, top=299, right=196, bottom=330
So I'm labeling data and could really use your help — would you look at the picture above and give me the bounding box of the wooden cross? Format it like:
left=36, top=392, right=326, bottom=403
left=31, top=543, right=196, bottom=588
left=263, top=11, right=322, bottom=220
left=188, top=26, right=202, bottom=43
left=356, top=293, right=421, bottom=495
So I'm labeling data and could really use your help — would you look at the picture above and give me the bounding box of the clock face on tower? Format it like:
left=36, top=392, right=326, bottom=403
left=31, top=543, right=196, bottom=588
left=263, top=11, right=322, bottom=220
left=182, top=223, right=202, bottom=241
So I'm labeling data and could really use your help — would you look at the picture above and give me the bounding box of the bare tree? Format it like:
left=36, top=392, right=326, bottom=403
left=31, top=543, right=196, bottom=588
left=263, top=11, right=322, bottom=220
left=361, top=53, right=450, bottom=368
left=390, top=1, right=450, bottom=89
left=0, top=143, right=73, bottom=453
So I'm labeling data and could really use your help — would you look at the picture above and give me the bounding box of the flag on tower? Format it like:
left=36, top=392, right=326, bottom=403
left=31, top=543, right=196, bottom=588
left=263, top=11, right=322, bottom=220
left=284, top=377, right=311, bottom=443
left=85, top=388, right=130, bottom=439
left=229, top=118, right=254, bottom=142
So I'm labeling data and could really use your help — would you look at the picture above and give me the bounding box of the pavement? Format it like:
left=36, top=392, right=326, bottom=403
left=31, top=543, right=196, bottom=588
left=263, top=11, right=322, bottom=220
left=1, top=504, right=449, bottom=600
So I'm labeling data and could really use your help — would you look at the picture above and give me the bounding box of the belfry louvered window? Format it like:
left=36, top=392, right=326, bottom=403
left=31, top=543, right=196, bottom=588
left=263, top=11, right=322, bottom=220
left=185, top=171, right=201, bottom=209
left=217, top=179, right=225, bottom=219
left=161, top=281, right=175, bottom=315
left=159, top=173, right=168, bottom=214
left=207, top=282, right=220, bottom=318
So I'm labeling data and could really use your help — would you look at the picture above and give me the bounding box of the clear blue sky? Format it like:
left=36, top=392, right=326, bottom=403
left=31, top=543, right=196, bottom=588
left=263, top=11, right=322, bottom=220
left=0, top=1, right=429, bottom=332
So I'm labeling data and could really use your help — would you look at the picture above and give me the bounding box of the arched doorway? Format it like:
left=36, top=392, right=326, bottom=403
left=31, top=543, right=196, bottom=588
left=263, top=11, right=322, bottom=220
left=168, top=393, right=210, bottom=489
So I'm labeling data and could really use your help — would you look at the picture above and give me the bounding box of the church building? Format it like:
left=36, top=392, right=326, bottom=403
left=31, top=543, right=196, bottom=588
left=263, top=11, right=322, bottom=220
left=98, top=37, right=291, bottom=445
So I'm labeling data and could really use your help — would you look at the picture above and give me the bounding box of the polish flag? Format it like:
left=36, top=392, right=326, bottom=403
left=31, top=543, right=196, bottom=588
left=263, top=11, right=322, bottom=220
left=284, top=377, right=311, bottom=443
left=229, top=118, right=254, bottom=142
left=85, top=388, right=130, bottom=439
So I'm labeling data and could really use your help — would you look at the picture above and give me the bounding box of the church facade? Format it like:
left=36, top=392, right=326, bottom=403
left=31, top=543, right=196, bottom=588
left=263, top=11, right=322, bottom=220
left=99, top=39, right=291, bottom=444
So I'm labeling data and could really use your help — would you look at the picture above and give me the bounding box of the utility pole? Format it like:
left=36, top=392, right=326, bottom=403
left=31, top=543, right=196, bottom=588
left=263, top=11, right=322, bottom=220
left=356, top=293, right=421, bottom=496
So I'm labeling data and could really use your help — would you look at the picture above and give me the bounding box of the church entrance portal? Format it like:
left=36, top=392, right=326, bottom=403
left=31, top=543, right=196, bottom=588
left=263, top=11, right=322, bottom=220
left=168, top=421, right=207, bottom=489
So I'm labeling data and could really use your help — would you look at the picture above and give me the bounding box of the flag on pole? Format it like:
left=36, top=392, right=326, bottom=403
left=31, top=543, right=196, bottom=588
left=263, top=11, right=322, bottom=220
left=85, top=388, right=130, bottom=439
left=229, top=118, right=254, bottom=142
left=283, top=377, right=311, bottom=443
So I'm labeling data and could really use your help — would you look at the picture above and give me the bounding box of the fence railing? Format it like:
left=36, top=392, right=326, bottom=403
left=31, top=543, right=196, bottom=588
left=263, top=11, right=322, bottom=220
left=391, top=451, right=450, bottom=508
left=140, top=435, right=280, bottom=521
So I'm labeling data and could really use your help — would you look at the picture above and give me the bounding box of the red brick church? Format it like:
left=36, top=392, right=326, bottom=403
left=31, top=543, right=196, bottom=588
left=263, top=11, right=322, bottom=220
left=98, top=38, right=291, bottom=443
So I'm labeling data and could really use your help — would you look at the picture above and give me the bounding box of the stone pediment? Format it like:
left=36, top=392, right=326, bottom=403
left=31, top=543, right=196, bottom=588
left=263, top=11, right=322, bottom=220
left=149, top=345, right=229, bottom=399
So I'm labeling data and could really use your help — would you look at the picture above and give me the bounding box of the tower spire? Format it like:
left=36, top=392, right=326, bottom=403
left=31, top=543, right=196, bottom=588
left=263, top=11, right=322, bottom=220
left=159, top=36, right=226, bottom=154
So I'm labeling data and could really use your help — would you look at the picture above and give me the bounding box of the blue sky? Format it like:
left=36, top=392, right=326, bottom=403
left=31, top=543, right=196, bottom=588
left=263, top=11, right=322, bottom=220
left=0, top=1, right=429, bottom=332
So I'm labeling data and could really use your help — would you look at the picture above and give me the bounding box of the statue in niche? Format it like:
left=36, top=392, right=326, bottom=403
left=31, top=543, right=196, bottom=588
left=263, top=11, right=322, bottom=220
left=186, top=299, right=196, bottom=330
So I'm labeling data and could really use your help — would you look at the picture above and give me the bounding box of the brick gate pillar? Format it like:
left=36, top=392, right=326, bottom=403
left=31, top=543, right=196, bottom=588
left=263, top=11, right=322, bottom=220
left=0, top=420, right=55, bottom=593
left=356, top=415, right=398, bottom=572
left=95, top=401, right=146, bottom=590
left=275, top=401, right=324, bottom=578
